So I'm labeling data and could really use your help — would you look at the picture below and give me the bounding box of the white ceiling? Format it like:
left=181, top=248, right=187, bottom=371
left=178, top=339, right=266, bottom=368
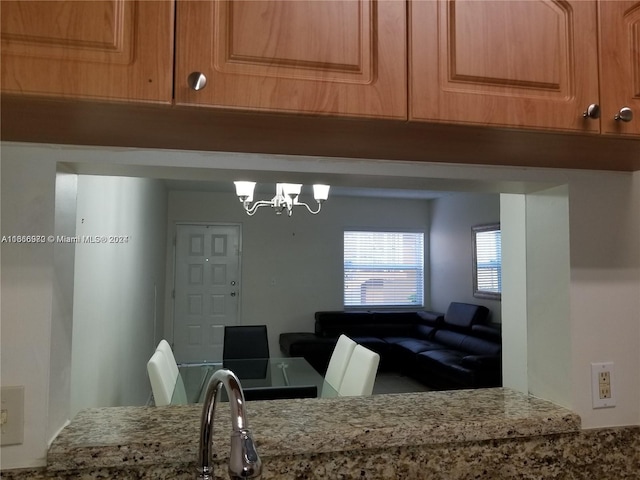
left=63, top=146, right=559, bottom=199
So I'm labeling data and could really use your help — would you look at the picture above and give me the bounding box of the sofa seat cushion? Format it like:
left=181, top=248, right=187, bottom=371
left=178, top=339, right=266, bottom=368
left=387, top=338, right=448, bottom=355
left=416, top=349, right=476, bottom=385
left=416, top=349, right=501, bottom=388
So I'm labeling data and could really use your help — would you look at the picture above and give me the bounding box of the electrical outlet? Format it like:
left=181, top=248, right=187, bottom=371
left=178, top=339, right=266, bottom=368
left=591, top=362, right=615, bottom=409
left=599, top=371, right=610, bottom=384
left=0, top=386, right=25, bottom=445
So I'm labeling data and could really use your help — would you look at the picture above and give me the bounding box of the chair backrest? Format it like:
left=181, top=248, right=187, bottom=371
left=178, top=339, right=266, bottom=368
left=147, top=350, right=177, bottom=406
left=156, top=339, right=179, bottom=379
left=338, top=344, right=380, bottom=397
left=324, top=334, right=357, bottom=390
left=223, top=325, right=269, bottom=360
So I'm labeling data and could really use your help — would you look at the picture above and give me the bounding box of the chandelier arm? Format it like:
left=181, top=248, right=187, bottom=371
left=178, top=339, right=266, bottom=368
left=297, top=200, right=322, bottom=215
left=244, top=200, right=273, bottom=216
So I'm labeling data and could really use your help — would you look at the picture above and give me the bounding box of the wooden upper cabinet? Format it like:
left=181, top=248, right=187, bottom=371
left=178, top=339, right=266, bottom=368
left=1, top=0, right=174, bottom=103
left=410, top=0, right=600, bottom=132
left=175, top=0, right=406, bottom=119
left=599, top=1, right=640, bottom=136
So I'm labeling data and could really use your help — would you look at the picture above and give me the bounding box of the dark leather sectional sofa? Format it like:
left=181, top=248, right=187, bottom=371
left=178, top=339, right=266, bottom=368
left=279, top=302, right=502, bottom=390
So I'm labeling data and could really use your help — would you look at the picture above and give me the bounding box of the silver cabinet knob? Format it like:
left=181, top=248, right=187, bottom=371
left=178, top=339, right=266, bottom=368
left=230, top=292, right=236, bottom=297
left=614, top=107, right=633, bottom=122
left=583, top=103, right=600, bottom=119
left=188, top=72, right=207, bottom=91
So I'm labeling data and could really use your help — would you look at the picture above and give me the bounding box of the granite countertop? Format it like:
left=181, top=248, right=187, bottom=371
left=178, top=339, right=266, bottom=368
left=47, top=388, right=580, bottom=472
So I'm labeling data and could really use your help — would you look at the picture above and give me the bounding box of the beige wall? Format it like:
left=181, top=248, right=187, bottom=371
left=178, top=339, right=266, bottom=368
left=500, top=193, right=529, bottom=394
left=47, top=170, right=78, bottom=444
left=1, top=153, right=57, bottom=468
left=429, top=192, right=501, bottom=321
left=164, top=191, right=431, bottom=356
left=526, top=185, right=571, bottom=407
left=70, top=175, right=168, bottom=416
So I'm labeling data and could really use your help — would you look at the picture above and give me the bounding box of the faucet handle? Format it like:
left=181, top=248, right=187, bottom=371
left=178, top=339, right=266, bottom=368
left=229, top=429, right=262, bottom=479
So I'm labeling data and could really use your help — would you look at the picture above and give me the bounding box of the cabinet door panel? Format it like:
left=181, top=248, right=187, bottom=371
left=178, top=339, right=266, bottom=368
left=1, top=0, right=173, bottom=103
left=599, top=1, right=640, bottom=136
left=410, top=0, right=600, bottom=132
left=175, top=0, right=406, bottom=119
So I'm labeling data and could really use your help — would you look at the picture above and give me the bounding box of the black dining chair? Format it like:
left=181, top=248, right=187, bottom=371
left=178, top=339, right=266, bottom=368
left=223, top=325, right=270, bottom=360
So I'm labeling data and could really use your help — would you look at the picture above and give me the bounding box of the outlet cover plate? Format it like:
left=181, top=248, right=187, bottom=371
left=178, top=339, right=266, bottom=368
left=591, top=362, right=615, bottom=409
left=1, top=386, right=25, bottom=445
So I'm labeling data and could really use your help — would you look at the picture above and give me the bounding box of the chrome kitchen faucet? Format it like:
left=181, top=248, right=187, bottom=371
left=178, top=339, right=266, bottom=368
left=196, top=369, right=262, bottom=480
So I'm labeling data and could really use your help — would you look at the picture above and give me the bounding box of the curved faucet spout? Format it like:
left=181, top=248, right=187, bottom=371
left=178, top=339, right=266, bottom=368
left=197, top=369, right=262, bottom=480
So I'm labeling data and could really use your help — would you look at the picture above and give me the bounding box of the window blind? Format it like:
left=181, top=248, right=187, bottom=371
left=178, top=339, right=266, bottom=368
left=344, top=231, right=424, bottom=308
left=475, top=229, right=502, bottom=294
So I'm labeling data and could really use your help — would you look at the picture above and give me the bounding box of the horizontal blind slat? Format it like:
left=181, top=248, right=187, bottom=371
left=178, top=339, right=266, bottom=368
left=344, top=231, right=424, bottom=307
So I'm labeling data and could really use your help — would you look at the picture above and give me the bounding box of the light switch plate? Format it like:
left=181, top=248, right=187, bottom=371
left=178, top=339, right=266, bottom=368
left=1, top=386, right=25, bottom=445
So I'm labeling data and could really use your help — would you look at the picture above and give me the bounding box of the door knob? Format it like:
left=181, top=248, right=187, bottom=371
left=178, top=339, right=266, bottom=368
left=230, top=292, right=237, bottom=297
left=188, top=72, right=207, bottom=91
left=230, top=281, right=236, bottom=286
left=614, top=107, right=633, bottom=123
left=582, top=104, right=600, bottom=119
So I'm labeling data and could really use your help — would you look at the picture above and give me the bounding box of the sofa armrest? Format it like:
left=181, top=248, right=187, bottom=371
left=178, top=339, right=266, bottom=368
left=461, top=355, right=501, bottom=370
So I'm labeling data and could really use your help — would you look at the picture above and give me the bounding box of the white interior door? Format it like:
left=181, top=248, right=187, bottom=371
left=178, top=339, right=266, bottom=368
left=173, top=224, right=241, bottom=363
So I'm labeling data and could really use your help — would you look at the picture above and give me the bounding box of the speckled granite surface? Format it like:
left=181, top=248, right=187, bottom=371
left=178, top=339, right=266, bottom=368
left=44, top=388, right=580, bottom=471
left=2, top=388, right=639, bottom=479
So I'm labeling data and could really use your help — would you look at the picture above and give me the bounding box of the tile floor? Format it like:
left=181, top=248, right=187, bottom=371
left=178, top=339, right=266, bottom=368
left=372, top=371, right=431, bottom=395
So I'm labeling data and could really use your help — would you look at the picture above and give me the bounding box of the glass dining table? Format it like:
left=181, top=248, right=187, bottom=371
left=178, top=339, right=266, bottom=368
left=171, top=357, right=338, bottom=404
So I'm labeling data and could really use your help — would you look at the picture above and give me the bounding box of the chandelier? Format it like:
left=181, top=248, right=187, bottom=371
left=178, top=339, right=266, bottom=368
left=234, top=181, right=330, bottom=216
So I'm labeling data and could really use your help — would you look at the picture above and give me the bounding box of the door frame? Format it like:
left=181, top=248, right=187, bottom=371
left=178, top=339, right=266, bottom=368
left=168, top=221, right=244, bottom=352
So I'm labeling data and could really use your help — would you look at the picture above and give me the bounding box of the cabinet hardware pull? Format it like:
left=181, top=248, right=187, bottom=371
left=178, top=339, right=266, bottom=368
left=582, top=104, right=600, bottom=119
left=188, top=72, right=207, bottom=91
left=614, top=107, right=633, bottom=122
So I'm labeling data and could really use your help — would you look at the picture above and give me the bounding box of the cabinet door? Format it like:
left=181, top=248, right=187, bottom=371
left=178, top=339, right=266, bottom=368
left=1, top=0, right=174, bottom=103
left=599, top=1, right=640, bottom=136
left=175, top=0, right=406, bottom=119
left=410, top=0, right=600, bottom=132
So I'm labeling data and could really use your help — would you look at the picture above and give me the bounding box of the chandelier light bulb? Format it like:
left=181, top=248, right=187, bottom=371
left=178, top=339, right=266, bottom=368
left=234, top=181, right=256, bottom=202
left=313, top=184, right=330, bottom=202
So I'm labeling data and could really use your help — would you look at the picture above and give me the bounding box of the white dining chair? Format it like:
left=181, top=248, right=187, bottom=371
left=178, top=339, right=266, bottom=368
left=147, top=350, right=178, bottom=406
left=154, top=339, right=188, bottom=404
left=324, top=334, right=357, bottom=391
left=338, top=344, right=380, bottom=397
left=156, top=339, right=179, bottom=379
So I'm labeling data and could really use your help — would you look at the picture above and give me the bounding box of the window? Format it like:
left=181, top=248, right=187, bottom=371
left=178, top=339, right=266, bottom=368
left=344, top=230, right=424, bottom=308
left=472, top=224, right=502, bottom=300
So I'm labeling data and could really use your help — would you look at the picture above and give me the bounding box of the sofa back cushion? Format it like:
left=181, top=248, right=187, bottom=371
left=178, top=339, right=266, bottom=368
left=415, top=324, right=436, bottom=340
left=432, top=329, right=467, bottom=350
left=471, top=324, right=501, bottom=342
left=460, top=335, right=501, bottom=356
left=314, top=311, right=418, bottom=338
left=443, top=302, right=490, bottom=330
left=433, top=329, right=501, bottom=356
